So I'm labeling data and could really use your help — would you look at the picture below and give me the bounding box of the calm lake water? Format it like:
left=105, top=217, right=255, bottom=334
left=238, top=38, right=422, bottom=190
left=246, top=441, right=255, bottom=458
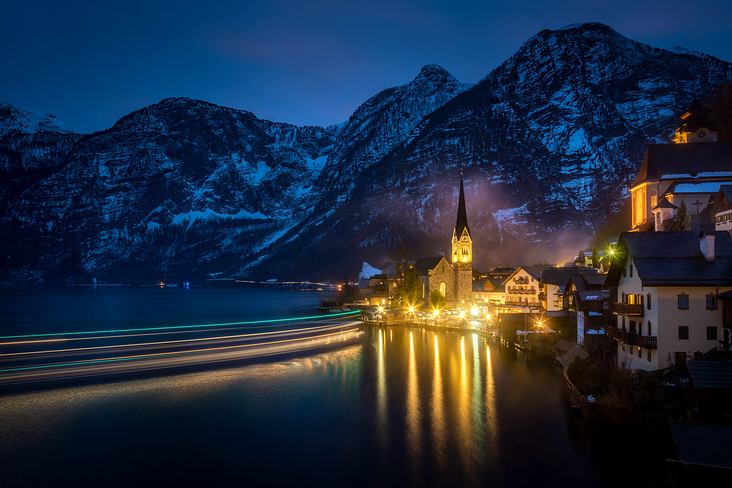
left=0, top=289, right=661, bottom=487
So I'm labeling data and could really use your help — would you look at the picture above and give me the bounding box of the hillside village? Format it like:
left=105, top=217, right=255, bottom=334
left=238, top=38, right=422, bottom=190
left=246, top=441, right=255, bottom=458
left=357, top=98, right=732, bottom=483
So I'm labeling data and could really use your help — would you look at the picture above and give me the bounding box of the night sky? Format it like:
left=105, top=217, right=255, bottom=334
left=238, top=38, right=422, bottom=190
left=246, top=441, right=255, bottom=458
left=2, top=0, right=731, bottom=133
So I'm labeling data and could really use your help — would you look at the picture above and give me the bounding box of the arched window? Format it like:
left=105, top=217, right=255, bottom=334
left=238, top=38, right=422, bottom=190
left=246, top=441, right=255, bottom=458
left=440, top=282, right=446, bottom=297
left=647, top=293, right=651, bottom=310
left=650, top=189, right=657, bottom=209
left=647, top=321, right=652, bottom=336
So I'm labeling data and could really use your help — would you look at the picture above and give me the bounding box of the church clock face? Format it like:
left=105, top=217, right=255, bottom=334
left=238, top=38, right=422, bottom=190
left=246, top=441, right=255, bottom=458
left=696, top=128, right=708, bottom=140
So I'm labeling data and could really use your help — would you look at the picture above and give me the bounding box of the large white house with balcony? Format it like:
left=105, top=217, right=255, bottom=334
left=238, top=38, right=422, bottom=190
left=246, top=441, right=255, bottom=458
left=605, top=231, right=732, bottom=371
left=502, top=267, right=544, bottom=312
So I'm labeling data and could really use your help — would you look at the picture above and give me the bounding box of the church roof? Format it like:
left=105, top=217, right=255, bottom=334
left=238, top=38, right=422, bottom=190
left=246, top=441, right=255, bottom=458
left=676, top=98, right=722, bottom=133
left=413, top=256, right=448, bottom=275
left=632, top=142, right=732, bottom=187
left=652, top=196, right=678, bottom=210
left=454, top=177, right=471, bottom=239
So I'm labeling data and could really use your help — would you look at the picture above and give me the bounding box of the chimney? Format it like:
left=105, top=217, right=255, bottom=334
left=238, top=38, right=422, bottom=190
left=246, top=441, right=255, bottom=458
left=699, top=231, right=716, bottom=261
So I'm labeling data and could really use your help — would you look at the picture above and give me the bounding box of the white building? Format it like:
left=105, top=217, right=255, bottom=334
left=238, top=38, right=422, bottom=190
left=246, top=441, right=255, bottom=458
left=606, top=231, right=732, bottom=371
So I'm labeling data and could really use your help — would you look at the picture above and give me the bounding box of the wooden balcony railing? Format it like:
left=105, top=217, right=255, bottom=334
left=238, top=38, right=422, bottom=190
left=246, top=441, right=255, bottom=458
left=611, top=302, right=644, bottom=317
left=606, top=327, right=657, bottom=349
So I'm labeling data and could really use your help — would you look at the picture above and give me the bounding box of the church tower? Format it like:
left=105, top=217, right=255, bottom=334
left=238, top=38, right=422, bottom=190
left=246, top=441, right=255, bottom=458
left=671, top=98, right=722, bottom=143
left=451, top=176, right=473, bottom=306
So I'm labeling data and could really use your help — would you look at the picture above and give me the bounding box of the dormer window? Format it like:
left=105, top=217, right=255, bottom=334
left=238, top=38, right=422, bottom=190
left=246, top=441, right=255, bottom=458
left=462, top=236, right=468, bottom=242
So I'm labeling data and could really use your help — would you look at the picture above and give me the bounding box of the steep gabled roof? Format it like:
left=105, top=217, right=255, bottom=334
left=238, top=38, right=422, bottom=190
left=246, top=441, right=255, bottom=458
left=652, top=196, right=677, bottom=210
left=413, top=256, right=449, bottom=276
left=632, top=142, right=732, bottom=188
left=670, top=422, right=732, bottom=470
left=687, top=361, right=732, bottom=389
left=606, top=231, right=732, bottom=286
left=541, top=267, right=599, bottom=286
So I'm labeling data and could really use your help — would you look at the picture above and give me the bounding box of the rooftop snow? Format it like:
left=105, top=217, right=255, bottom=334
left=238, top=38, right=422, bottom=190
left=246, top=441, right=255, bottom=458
left=673, top=182, right=732, bottom=193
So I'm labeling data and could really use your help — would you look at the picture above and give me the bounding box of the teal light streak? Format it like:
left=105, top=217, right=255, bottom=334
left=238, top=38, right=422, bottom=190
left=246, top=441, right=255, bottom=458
left=0, top=310, right=360, bottom=341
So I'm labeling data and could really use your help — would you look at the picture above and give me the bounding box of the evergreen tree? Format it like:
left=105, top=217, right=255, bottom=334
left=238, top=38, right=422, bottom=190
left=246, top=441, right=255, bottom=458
left=670, top=201, right=691, bottom=231
left=591, top=249, right=599, bottom=268
left=429, top=290, right=446, bottom=311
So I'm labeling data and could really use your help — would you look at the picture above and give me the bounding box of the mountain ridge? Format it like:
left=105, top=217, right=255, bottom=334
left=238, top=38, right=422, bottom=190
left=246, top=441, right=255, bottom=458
left=1, top=23, right=731, bottom=284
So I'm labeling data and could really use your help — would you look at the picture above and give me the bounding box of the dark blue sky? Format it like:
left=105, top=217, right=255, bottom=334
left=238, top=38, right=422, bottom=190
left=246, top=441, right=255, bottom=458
left=2, top=0, right=731, bottom=133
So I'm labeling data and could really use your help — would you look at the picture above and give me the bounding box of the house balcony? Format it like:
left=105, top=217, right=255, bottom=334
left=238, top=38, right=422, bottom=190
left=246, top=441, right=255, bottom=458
left=611, top=302, right=644, bottom=317
left=538, top=293, right=547, bottom=301
left=606, top=327, right=657, bottom=349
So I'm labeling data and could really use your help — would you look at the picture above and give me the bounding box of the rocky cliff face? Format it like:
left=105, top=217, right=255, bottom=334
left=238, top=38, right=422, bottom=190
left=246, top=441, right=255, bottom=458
left=2, top=23, right=732, bottom=284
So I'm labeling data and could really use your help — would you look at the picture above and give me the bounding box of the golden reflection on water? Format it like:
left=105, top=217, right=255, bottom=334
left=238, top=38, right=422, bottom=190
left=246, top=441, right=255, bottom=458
left=377, top=329, right=388, bottom=448
left=406, top=331, right=422, bottom=474
left=431, top=334, right=446, bottom=472
left=485, top=344, right=499, bottom=457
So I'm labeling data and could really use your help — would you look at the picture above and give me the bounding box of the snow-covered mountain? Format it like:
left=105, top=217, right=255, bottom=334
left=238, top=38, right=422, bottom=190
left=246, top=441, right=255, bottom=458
left=1, top=23, right=731, bottom=284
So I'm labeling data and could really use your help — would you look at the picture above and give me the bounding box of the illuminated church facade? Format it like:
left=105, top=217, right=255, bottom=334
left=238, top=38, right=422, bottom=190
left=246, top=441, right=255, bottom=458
left=414, top=177, right=474, bottom=308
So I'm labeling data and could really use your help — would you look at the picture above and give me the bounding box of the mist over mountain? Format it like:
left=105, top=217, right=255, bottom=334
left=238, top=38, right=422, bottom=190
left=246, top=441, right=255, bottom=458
left=2, top=23, right=731, bottom=285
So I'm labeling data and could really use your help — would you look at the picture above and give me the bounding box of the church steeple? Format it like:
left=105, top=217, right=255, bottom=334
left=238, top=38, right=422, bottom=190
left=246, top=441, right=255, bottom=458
left=672, top=97, right=722, bottom=143
left=452, top=175, right=472, bottom=265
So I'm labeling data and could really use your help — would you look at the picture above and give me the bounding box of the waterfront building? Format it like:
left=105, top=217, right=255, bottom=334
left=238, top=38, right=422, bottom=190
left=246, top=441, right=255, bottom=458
left=629, top=99, right=732, bottom=231
left=605, top=230, right=732, bottom=371
left=501, top=266, right=544, bottom=312
left=540, top=267, right=600, bottom=314
left=562, top=274, right=611, bottom=345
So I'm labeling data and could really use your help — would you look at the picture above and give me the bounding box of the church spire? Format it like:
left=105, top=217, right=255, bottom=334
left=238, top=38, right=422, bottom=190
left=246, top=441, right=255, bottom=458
left=455, top=175, right=470, bottom=239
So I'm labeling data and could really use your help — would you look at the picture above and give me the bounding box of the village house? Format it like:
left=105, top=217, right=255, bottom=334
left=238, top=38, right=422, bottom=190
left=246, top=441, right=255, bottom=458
left=501, top=266, right=545, bottom=313
left=605, top=230, right=732, bottom=371
left=562, top=274, right=611, bottom=345
left=472, top=267, right=514, bottom=305
left=540, top=267, right=600, bottom=315
left=710, top=185, right=732, bottom=234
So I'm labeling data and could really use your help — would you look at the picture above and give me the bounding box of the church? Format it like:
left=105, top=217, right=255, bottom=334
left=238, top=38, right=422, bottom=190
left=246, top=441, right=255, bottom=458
left=630, top=98, right=732, bottom=231
left=413, top=177, right=474, bottom=308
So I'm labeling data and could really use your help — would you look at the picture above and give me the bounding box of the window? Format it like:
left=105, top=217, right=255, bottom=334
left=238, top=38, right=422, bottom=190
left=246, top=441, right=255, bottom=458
left=628, top=294, right=635, bottom=305
left=678, top=294, right=689, bottom=310
left=647, top=293, right=651, bottom=310
left=623, top=267, right=627, bottom=278
left=707, top=326, right=718, bottom=341
left=629, top=321, right=636, bottom=333
left=706, top=295, right=717, bottom=310
left=638, top=346, right=642, bottom=358
left=629, top=264, right=633, bottom=277
left=647, top=349, right=651, bottom=362
left=621, top=316, right=626, bottom=329
left=440, top=282, right=446, bottom=296
left=678, top=326, right=689, bottom=340
left=638, top=294, right=644, bottom=307
left=622, top=292, right=626, bottom=302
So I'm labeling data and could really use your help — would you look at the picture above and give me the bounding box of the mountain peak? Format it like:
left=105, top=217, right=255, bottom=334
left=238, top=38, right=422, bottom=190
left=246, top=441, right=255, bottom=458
left=0, top=102, right=72, bottom=138
left=413, top=64, right=458, bottom=85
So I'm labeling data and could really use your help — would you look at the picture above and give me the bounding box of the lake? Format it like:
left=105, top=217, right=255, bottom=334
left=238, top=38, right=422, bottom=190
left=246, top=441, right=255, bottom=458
left=0, top=289, right=662, bottom=487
